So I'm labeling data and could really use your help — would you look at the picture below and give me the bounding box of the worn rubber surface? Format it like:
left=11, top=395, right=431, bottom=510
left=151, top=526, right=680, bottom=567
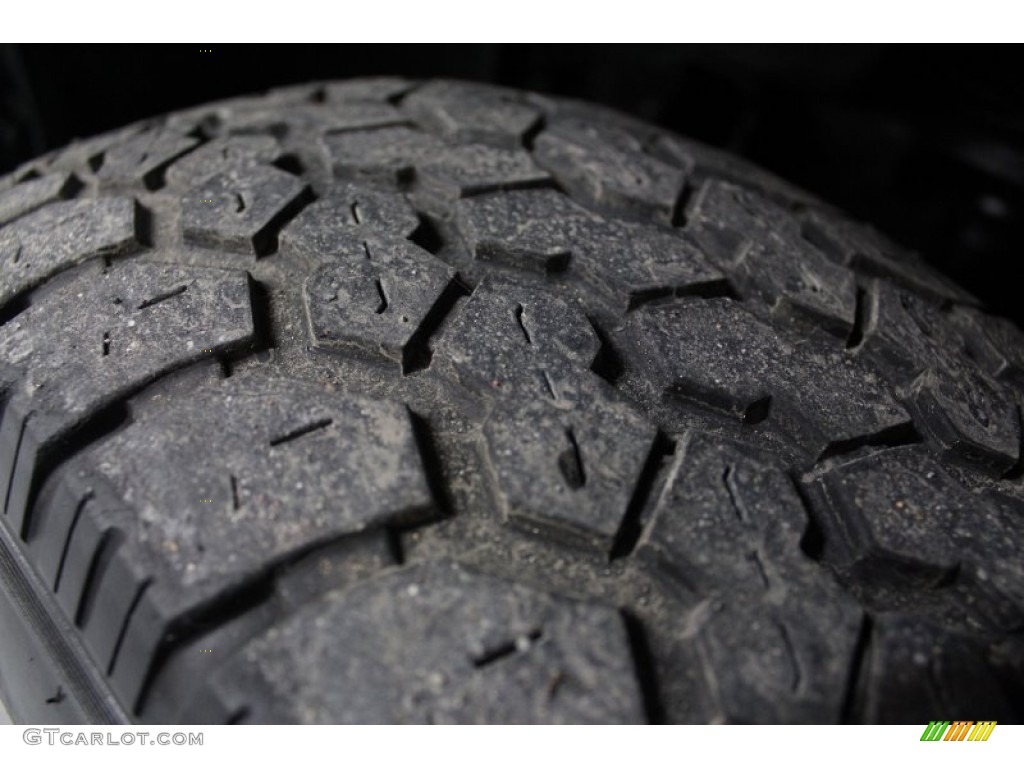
left=0, top=78, right=1023, bottom=725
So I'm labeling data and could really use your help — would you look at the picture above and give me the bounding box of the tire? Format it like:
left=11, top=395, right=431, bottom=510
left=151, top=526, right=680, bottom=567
left=0, top=78, right=1022, bottom=725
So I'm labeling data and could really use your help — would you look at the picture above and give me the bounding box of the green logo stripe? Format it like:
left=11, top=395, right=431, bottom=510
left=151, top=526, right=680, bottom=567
left=921, top=721, right=951, bottom=741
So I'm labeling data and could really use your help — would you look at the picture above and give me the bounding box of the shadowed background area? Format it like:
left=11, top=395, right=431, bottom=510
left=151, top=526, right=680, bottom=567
left=1, top=44, right=1022, bottom=324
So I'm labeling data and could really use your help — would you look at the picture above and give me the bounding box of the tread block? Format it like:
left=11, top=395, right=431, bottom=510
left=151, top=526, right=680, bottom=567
left=857, top=282, right=1020, bottom=472
left=181, top=165, right=309, bottom=255
left=34, top=375, right=438, bottom=709
left=95, top=129, right=199, bottom=187
left=326, top=126, right=445, bottom=187
left=205, top=562, right=646, bottom=723
left=226, top=102, right=408, bottom=135
left=434, top=278, right=600, bottom=398
left=687, top=180, right=857, bottom=337
left=618, top=299, right=910, bottom=458
left=0, top=172, right=79, bottom=227
left=698, top=600, right=861, bottom=724
left=0, top=198, right=138, bottom=312
left=326, top=126, right=549, bottom=198
left=404, top=80, right=542, bottom=148
left=280, top=183, right=420, bottom=260
left=41, top=123, right=148, bottom=176
left=323, top=77, right=416, bottom=104
left=0, top=262, right=255, bottom=534
left=800, top=209, right=977, bottom=306
left=805, top=446, right=1024, bottom=624
left=855, top=615, right=1017, bottom=723
left=303, top=238, right=456, bottom=370
left=484, top=394, right=657, bottom=552
left=454, top=189, right=724, bottom=309
left=533, top=117, right=686, bottom=224
left=649, top=132, right=819, bottom=208
left=417, top=143, right=550, bottom=200
left=637, top=432, right=814, bottom=594
left=953, top=305, right=1024, bottom=389
left=635, top=432, right=863, bottom=722
left=164, top=136, right=281, bottom=188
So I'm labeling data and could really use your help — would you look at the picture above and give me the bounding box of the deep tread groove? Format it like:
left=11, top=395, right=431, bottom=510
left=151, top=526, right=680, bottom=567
left=0, top=291, right=31, bottom=330
left=521, top=115, right=546, bottom=151
left=671, top=182, right=694, bottom=227
left=53, top=492, right=92, bottom=592
left=133, top=200, right=156, bottom=248
left=408, top=213, right=445, bottom=255
left=675, top=278, right=739, bottom=301
left=251, top=185, right=316, bottom=257
left=840, top=614, right=874, bottom=724
left=846, top=285, right=870, bottom=350
left=74, top=528, right=125, bottom=628
left=107, top=579, right=152, bottom=675
left=816, top=421, right=921, bottom=462
left=408, top=410, right=453, bottom=520
left=401, top=277, right=471, bottom=375
left=61, top=174, right=86, bottom=200
left=621, top=611, right=666, bottom=724
left=245, top=277, right=277, bottom=353
left=588, top=316, right=626, bottom=385
left=742, top=395, right=772, bottom=425
left=3, top=414, right=31, bottom=518
left=792, top=476, right=826, bottom=563
left=627, top=287, right=674, bottom=312
left=271, top=154, right=305, bottom=177
left=610, top=432, right=674, bottom=561
left=1000, top=404, right=1024, bottom=480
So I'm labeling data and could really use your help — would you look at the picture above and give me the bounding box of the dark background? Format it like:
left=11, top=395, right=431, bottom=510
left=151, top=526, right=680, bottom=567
left=2, top=44, right=1022, bottom=324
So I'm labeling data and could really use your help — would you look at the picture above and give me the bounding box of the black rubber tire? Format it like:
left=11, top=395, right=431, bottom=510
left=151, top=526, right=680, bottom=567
left=0, top=78, right=1022, bottom=725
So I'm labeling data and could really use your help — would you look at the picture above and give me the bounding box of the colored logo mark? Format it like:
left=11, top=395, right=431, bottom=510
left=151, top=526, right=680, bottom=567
left=920, top=721, right=997, bottom=742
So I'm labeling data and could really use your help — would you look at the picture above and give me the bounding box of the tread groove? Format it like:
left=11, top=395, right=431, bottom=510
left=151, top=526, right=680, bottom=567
left=53, top=491, right=92, bottom=592
left=840, top=614, right=873, bottom=724
left=74, top=528, right=124, bottom=628
left=621, top=612, right=666, bottom=724
left=252, top=186, right=316, bottom=257
left=107, top=579, right=152, bottom=675
left=610, top=432, right=674, bottom=561
left=401, top=277, right=471, bottom=375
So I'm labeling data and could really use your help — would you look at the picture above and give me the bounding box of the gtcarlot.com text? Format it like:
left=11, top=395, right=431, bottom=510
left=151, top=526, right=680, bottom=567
left=23, top=729, right=204, bottom=746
